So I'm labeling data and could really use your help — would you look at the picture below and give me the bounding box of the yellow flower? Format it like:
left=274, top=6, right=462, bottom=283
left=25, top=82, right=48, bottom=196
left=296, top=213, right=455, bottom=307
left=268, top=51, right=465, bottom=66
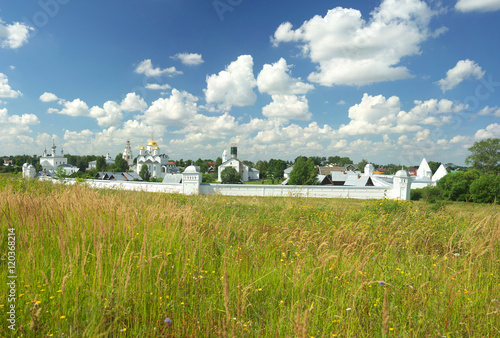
left=60, top=316, right=66, bottom=319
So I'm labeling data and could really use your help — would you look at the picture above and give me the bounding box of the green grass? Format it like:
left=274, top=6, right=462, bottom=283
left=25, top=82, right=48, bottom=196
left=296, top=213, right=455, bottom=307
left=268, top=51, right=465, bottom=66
left=0, top=176, right=499, bottom=337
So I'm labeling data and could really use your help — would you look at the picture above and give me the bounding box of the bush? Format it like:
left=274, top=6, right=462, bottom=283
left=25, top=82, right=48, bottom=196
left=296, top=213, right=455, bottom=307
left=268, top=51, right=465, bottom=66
left=202, top=173, right=218, bottom=183
left=437, top=170, right=479, bottom=202
left=421, top=185, right=443, bottom=203
left=411, top=188, right=423, bottom=201
left=220, top=167, right=240, bottom=184
left=470, top=174, right=500, bottom=203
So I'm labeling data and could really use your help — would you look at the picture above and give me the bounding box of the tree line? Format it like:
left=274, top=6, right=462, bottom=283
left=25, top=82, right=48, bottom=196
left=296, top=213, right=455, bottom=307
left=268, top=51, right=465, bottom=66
left=412, top=138, right=499, bottom=204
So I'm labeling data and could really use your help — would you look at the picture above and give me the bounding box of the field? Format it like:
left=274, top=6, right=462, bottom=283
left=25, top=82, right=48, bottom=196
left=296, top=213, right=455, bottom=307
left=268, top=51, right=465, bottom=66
left=0, top=176, right=499, bottom=337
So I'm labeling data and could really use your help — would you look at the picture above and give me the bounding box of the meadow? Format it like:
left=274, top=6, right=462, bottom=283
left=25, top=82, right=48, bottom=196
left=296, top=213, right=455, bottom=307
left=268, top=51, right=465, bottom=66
left=0, top=176, right=499, bottom=337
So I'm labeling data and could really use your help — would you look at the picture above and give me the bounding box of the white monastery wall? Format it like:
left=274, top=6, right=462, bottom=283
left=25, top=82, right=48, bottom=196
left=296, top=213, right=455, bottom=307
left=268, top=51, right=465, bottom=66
left=200, top=184, right=389, bottom=199
left=47, top=166, right=411, bottom=200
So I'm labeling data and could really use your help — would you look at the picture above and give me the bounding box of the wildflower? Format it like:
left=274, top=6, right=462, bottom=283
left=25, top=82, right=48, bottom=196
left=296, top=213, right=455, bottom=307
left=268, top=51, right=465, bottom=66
left=60, top=316, right=66, bottom=319
left=346, top=308, right=352, bottom=311
left=164, top=317, right=172, bottom=326
left=379, top=280, right=385, bottom=286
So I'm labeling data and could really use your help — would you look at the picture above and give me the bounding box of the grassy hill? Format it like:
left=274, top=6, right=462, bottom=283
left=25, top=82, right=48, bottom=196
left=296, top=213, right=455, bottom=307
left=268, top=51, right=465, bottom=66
left=1, top=176, right=498, bottom=336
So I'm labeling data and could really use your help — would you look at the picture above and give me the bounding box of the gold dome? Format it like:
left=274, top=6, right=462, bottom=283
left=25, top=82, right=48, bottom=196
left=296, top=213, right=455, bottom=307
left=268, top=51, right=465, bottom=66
left=148, top=140, right=158, bottom=147
left=154, top=146, right=159, bottom=150
left=140, top=145, right=145, bottom=150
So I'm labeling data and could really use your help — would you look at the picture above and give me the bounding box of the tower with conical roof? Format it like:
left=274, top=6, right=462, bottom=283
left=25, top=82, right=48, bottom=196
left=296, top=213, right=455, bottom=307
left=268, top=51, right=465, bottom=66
left=417, top=158, right=432, bottom=180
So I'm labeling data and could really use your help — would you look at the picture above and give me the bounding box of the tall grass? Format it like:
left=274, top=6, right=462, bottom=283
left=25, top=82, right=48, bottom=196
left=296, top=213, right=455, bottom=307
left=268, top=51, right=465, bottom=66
left=0, top=176, right=499, bottom=337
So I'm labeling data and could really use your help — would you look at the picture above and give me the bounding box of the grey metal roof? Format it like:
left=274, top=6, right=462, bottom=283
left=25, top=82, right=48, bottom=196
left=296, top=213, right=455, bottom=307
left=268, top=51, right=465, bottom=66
left=316, top=174, right=333, bottom=185
left=162, top=173, right=183, bottom=184
left=344, top=175, right=374, bottom=187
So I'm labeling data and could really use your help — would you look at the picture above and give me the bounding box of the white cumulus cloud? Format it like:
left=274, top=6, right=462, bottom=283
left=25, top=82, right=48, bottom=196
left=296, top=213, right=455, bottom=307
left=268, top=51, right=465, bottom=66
left=0, top=108, right=39, bottom=143
left=478, top=106, right=500, bottom=117
left=456, top=0, right=500, bottom=12
left=39, top=92, right=59, bottom=102
left=257, top=58, right=314, bottom=95
left=50, top=98, right=90, bottom=117
left=475, top=123, right=500, bottom=139
left=262, top=95, right=312, bottom=120
left=205, top=55, right=257, bottom=110
left=135, top=59, right=182, bottom=77
left=437, top=59, right=485, bottom=92
left=0, top=19, right=33, bottom=49
left=338, top=93, right=402, bottom=135
left=89, top=101, right=123, bottom=127
left=272, top=0, right=438, bottom=86
left=0, top=73, right=22, bottom=98
left=142, top=89, right=198, bottom=126
left=120, top=92, right=147, bottom=112
left=172, top=53, right=204, bottom=66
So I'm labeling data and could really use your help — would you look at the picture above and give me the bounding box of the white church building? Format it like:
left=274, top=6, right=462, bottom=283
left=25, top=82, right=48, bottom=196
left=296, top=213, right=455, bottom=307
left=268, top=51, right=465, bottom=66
left=136, top=136, right=176, bottom=179
left=39, top=140, right=79, bottom=176
left=217, top=144, right=259, bottom=182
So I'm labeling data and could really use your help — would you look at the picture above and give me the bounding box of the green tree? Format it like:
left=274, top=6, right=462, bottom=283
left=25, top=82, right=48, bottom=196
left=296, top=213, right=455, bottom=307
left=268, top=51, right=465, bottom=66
left=470, top=174, right=500, bottom=203
left=215, top=157, right=222, bottom=169
left=96, top=156, right=106, bottom=172
left=255, top=160, right=268, bottom=178
left=54, top=167, right=67, bottom=180
left=114, top=153, right=129, bottom=172
left=220, top=167, right=241, bottom=184
left=139, top=164, right=151, bottom=181
left=357, top=159, right=368, bottom=173
left=465, top=138, right=500, bottom=173
left=267, top=159, right=287, bottom=179
left=437, top=170, right=480, bottom=201
left=289, top=156, right=316, bottom=185
left=200, top=162, right=210, bottom=173
left=428, top=161, right=440, bottom=174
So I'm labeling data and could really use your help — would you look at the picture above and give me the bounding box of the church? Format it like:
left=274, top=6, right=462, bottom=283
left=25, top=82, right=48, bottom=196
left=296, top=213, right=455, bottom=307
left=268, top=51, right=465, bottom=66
left=39, top=140, right=79, bottom=175
left=135, top=136, right=176, bottom=179
left=217, top=143, right=259, bottom=182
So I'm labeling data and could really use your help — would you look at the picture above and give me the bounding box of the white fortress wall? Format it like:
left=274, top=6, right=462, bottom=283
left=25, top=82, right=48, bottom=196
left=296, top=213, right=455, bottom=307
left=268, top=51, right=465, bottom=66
left=200, top=184, right=389, bottom=199
left=43, top=166, right=412, bottom=200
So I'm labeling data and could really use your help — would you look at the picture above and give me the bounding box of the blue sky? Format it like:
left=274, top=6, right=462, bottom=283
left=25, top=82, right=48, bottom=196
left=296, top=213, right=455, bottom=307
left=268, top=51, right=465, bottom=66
left=1, top=0, right=500, bottom=165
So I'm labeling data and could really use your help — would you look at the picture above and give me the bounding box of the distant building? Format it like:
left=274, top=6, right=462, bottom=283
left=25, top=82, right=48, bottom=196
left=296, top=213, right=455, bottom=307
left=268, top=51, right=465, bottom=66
left=39, top=140, right=79, bottom=175
left=217, top=144, right=259, bottom=182
left=122, top=140, right=134, bottom=167
left=88, top=152, right=115, bottom=170
left=40, top=140, right=68, bottom=171
left=136, top=136, right=176, bottom=179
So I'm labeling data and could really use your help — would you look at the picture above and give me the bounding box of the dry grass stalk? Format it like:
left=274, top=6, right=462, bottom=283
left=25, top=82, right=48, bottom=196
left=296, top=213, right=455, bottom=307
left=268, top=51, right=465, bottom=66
left=40, top=270, right=51, bottom=293
left=222, top=257, right=231, bottom=327
left=382, top=288, right=389, bottom=334
left=61, top=274, right=70, bottom=295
